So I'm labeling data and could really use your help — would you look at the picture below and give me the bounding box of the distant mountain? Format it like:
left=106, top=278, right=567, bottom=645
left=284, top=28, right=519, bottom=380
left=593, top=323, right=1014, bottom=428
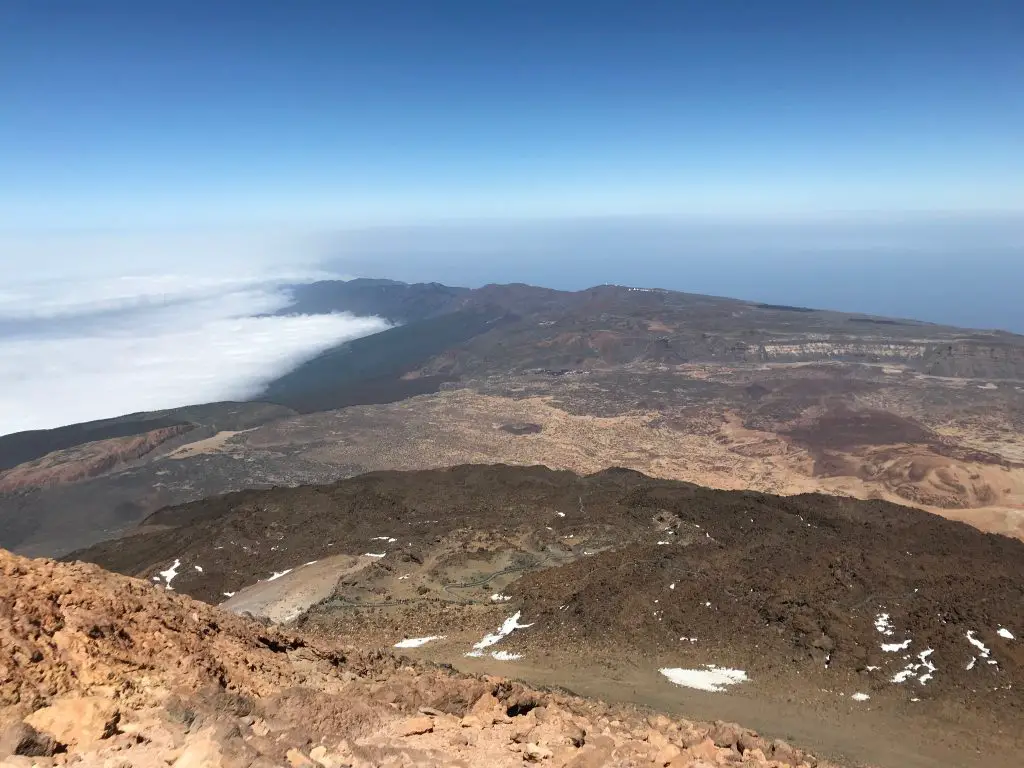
left=6, top=277, right=1024, bottom=558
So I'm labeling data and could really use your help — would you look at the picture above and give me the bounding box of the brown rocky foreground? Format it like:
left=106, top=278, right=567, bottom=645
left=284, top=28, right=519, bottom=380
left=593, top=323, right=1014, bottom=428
left=0, top=549, right=842, bottom=768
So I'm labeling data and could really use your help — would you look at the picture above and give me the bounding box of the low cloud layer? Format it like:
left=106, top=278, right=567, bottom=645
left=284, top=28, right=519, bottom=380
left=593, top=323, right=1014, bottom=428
left=0, top=269, right=389, bottom=436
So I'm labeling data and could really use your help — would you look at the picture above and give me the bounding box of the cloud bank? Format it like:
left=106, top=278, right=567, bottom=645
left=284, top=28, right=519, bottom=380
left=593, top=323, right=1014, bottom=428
left=0, top=263, right=389, bottom=436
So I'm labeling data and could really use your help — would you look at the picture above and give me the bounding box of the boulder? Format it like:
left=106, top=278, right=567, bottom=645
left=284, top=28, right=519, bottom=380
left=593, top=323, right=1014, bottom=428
left=24, top=697, right=119, bottom=749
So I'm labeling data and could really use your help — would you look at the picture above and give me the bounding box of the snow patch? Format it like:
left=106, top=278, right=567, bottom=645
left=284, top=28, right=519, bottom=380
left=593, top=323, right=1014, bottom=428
left=158, top=559, right=181, bottom=590
left=881, top=639, right=912, bottom=653
left=491, top=651, right=523, bottom=661
left=363, top=553, right=386, bottom=558
left=851, top=693, right=870, bottom=702
left=659, top=666, right=748, bottom=692
left=997, top=627, right=1015, bottom=640
left=874, top=613, right=894, bottom=636
left=468, top=612, right=533, bottom=652
left=966, top=630, right=992, bottom=659
left=490, top=594, right=512, bottom=602
left=267, top=569, right=292, bottom=581
left=372, top=536, right=397, bottom=543
left=194, top=565, right=203, bottom=572
left=395, top=636, right=445, bottom=648
left=892, top=648, right=936, bottom=685
left=556, top=512, right=565, bottom=517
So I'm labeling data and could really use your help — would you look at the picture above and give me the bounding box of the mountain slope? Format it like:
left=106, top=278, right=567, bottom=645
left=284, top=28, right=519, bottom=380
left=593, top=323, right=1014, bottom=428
left=1, top=547, right=835, bottom=768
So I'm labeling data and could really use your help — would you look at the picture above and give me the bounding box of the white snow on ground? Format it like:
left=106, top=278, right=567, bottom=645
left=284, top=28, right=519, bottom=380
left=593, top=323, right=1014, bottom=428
left=490, top=594, right=512, bottom=602
left=892, top=648, right=937, bottom=685
left=194, top=565, right=203, bottom=572
left=267, top=569, right=292, bottom=581
left=304, top=561, right=318, bottom=566
left=997, top=627, right=1015, bottom=640
left=657, top=541, right=670, bottom=545
left=881, top=639, right=912, bottom=652
left=917, top=649, right=936, bottom=684
left=874, top=613, right=894, bottom=636
left=158, top=559, right=181, bottom=590
left=223, top=592, right=235, bottom=598
left=556, top=512, right=565, bottom=517
left=851, top=693, right=870, bottom=702
left=363, top=553, right=386, bottom=558
left=394, top=636, right=445, bottom=648
left=491, top=651, right=523, bottom=661
left=467, top=612, right=534, bottom=654
left=669, top=583, right=676, bottom=590
left=398, top=574, right=410, bottom=580
left=966, top=630, right=992, bottom=658
left=372, top=536, right=398, bottom=543
left=659, top=666, right=748, bottom=692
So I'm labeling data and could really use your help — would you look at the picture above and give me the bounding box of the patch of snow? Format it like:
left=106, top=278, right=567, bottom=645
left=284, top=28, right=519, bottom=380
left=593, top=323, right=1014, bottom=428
left=194, top=565, right=203, bottom=572
left=997, top=627, right=1014, bottom=640
left=158, top=559, right=181, bottom=590
left=851, top=693, right=870, bottom=702
left=657, top=541, right=670, bottom=545
left=363, top=553, right=386, bottom=558
left=372, top=536, right=397, bottom=543
left=490, top=593, right=512, bottom=602
left=669, top=583, right=676, bottom=590
left=892, top=648, right=936, bottom=685
left=151, top=576, right=161, bottom=581
left=491, top=651, right=523, bottom=661
left=917, top=649, right=936, bottom=684
left=704, top=601, right=712, bottom=607
left=470, top=612, right=534, bottom=651
left=223, top=591, right=236, bottom=598
left=659, top=666, right=748, bottom=692
left=267, top=569, right=292, bottom=581
left=304, top=561, right=318, bottom=566
left=966, top=657, right=977, bottom=671
left=556, top=512, right=565, bottom=517
left=874, top=613, right=894, bottom=636
left=394, top=635, right=445, bottom=648
left=966, top=630, right=992, bottom=661
left=881, top=639, right=912, bottom=652
left=398, top=574, right=410, bottom=580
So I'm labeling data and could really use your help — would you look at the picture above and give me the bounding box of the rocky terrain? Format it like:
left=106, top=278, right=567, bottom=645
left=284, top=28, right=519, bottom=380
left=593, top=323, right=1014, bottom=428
left=1, top=548, right=841, bottom=768
left=4, top=280, right=1024, bottom=557
left=64, top=465, right=1024, bottom=767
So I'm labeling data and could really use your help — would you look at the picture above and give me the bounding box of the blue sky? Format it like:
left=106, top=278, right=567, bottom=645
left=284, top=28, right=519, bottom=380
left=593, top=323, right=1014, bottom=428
left=3, top=0, right=1023, bottom=228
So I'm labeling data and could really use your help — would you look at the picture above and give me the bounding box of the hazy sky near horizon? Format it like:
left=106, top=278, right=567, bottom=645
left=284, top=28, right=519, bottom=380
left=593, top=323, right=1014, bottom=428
left=3, top=0, right=1023, bottom=228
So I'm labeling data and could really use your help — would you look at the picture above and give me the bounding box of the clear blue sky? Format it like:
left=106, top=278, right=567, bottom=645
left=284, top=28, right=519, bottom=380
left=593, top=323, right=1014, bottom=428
left=3, top=0, right=1023, bottom=229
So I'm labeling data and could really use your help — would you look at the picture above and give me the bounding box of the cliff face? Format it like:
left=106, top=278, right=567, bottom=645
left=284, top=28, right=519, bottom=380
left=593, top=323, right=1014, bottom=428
left=0, top=424, right=192, bottom=493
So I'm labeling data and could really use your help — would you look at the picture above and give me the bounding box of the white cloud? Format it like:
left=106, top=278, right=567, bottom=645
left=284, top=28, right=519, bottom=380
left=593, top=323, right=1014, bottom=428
left=0, top=268, right=389, bottom=436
